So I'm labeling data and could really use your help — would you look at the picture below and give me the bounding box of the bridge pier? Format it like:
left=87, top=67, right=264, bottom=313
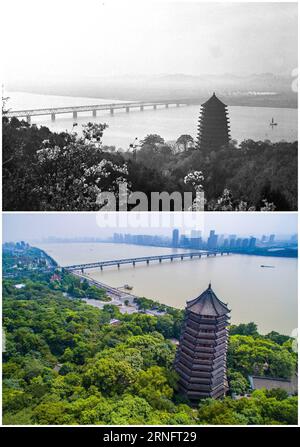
left=81, top=268, right=84, bottom=274
left=199, top=254, right=201, bottom=258
left=110, top=108, right=114, bottom=115
left=165, top=104, right=169, bottom=108
left=181, top=255, right=183, bottom=260
left=140, top=105, right=144, bottom=111
left=126, top=107, right=130, bottom=113
left=176, top=103, right=180, bottom=107
left=92, top=110, right=97, bottom=117
left=133, top=261, right=135, bottom=267
left=117, top=263, right=120, bottom=269
left=146, top=260, right=149, bottom=265
left=153, top=105, right=157, bottom=110
left=159, top=258, right=162, bottom=263
left=26, top=115, right=31, bottom=124
left=51, top=113, right=56, bottom=122
left=73, top=111, right=77, bottom=120
left=100, top=266, right=103, bottom=270
left=171, top=257, right=173, bottom=262
left=190, top=255, right=193, bottom=259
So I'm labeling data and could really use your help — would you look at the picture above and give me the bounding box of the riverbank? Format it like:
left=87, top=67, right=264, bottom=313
left=71, top=271, right=167, bottom=318
left=35, top=242, right=297, bottom=334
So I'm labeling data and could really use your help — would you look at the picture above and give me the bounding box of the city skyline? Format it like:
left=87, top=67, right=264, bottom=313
left=2, top=212, right=298, bottom=243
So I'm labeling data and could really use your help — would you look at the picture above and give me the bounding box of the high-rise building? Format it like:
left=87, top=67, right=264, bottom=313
left=235, top=238, right=242, bottom=248
left=190, top=237, right=202, bottom=250
left=172, top=229, right=179, bottom=247
left=190, top=230, right=202, bottom=249
left=180, top=234, right=190, bottom=247
left=207, top=230, right=218, bottom=250
left=197, top=93, right=231, bottom=152
left=218, top=235, right=224, bottom=247
left=191, top=230, right=202, bottom=239
left=175, top=284, right=230, bottom=400
left=229, top=239, right=236, bottom=249
left=249, top=237, right=256, bottom=249
left=242, top=238, right=249, bottom=249
left=290, top=234, right=298, bottom=243
left=269, top=234, right=275, bottom=244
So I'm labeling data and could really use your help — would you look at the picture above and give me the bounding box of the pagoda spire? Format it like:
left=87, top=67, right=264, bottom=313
left=196, top=92, right=231, bottom=152
left=174, top=285, right=230, bottom=400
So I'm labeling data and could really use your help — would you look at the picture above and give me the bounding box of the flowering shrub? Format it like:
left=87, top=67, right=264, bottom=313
left=3, top=116, right=284, bottom=211
left=3, top=119, right=129, bottom=211
left=208, top=189, right=276, bottom=211
left=184, top=171, right=204, bottom=190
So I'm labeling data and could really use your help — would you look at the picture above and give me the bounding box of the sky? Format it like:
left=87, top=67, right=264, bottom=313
left=1, top=0, right=297, bottom=82
left=2, top=212, right=297, bottom=242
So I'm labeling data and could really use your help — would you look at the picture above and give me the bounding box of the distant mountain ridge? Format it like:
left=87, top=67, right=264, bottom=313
left=6, top=72, right=297, bottom=108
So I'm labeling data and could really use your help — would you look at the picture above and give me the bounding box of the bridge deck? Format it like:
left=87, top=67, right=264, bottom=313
left=6, top=100, right=187, bottom=118
left=64, top=251, right=227, bottom=271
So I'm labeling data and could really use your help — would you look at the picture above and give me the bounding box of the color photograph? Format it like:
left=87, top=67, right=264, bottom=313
left=2, top=212, right=298, bottom=425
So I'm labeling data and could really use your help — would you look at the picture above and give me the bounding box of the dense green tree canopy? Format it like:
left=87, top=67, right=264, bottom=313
left=2, top=268, right=298, bottom=425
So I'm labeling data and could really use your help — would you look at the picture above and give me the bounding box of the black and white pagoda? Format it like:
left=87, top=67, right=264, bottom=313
left=196, top=93, right=231, bottom=152
left=175, top=284, right=230, bottom=400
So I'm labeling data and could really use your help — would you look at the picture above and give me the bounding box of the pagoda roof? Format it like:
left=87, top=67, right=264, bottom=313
left=186, top=284, right=230, bottom=317
left=201, top=92, right=227, bottom=108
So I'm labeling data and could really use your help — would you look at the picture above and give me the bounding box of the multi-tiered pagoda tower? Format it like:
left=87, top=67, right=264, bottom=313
left=174, top=284, right=230, bottom=400
left=196, top=93, right=231, bottom=152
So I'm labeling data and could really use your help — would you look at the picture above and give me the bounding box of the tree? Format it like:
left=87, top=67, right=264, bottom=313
left=227, top=334, right=296, bottom=379
left=3, top=119, right=129, bottom=211
left=106, top=395, right=152, bottom=425
left=140, top=134, right=165, bottom=148
left=228, top=370, right=249, bottom=395
left=83, top=358, right=137, bottom=396
left=176, top=134, right=194, bottom=151
left=133, top=366, right=174, bottom=410
left=3, top=267, right=297, bottom=426
left=33, top=401, right=75, bottom=425
left=229, top=322, right=258, bottom=336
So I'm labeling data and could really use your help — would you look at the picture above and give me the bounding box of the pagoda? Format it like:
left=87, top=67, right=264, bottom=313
left=196, top=93, right=230, bottom=152
left=174, top=284, right=230, bottom=400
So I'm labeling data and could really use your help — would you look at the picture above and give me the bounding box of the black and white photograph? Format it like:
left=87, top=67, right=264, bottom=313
left=2, top=0, right=298, bottom=211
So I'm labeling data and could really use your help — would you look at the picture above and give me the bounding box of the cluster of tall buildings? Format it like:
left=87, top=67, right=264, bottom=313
left=113, top=232, right=170, bottom=247
left=112, top=228, right=292, bottom=251
left=112, top=230, right=297, bottom=254
left=172, top=229, right=257, bottom=251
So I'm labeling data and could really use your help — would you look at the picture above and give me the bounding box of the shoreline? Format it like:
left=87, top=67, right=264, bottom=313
left=6, top=89, right=298, bottom=111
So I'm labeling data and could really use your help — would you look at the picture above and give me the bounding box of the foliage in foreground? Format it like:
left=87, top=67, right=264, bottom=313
left=2, top=117, right=297, bottom=210
left=2, top=275, right=298, bottom=425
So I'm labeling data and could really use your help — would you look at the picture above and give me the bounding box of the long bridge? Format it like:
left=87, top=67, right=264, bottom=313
left=64, top=251, right=230, bottom=273
left=6, top=100, right=189, bottom=124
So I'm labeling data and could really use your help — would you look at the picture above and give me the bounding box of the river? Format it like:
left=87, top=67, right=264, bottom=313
left=6, top=91, right=297, bottom=149
left=36, top=242, right=297, bottom=335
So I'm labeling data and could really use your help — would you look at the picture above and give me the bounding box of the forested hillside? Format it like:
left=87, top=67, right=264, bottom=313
left=3, top=117, right=297, bottom=211
left=2, top=270, right=297, bottom=425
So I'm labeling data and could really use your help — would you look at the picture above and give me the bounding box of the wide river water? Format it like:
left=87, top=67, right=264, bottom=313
left=6, top=91, right=297, bottom=149
left=36, top=242, right=297, bottom=335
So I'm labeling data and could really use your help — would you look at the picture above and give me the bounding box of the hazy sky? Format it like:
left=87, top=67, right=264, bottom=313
left=2, top=212, right=297, bottom=242
left=2, top=0, right=297, bottom=82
